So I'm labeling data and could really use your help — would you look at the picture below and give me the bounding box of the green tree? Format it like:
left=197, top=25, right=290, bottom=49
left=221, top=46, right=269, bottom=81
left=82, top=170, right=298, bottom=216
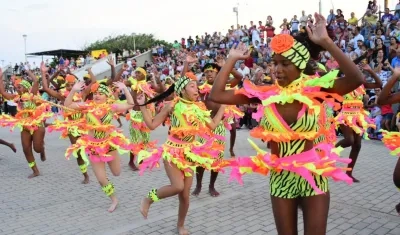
left=83, top=33, right=172, bottom=54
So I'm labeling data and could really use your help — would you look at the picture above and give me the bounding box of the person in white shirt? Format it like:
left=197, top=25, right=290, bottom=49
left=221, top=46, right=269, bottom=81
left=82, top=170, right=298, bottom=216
left=237, top=62, right=250, bottom=78
left=353, top=27, right=364, bottom=49
left=300, top=11, right=308, bottom=27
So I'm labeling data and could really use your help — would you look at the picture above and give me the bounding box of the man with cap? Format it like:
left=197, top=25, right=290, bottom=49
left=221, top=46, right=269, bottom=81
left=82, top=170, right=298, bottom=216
left=192, top=62, right=244, bottom=197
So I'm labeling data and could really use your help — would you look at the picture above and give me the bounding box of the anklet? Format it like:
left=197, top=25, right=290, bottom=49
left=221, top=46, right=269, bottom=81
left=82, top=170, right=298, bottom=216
left=28, top=161, right=36, bottom=168
left=147, top=188, right=160, bottom=202
left=102, top=182, right=115, bottom=197
left=79, top=164, right=88, bottom=174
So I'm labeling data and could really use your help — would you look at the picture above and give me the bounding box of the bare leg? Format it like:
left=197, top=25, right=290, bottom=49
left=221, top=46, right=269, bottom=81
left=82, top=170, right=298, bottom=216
left=271, top=196, right=298, bottom=235
left=32, top=126, right=46, bottom=162
left=393, top=158, right=400, bottom=215
left=140, top=160, right=185, bottom=219
left=21, top=130, right=39, bottom=178
left=177, top=176, right=193, bottom=235
left=0, top=138, right=16, bottom=153
left=91, top=160, right=118, bottom=212
left=192, top=166, right=205, bottom=196
left=335, top=125, right=359, bottom=182
left=69, top=135, right=89, bottom=184
left=209, top=170, right=220, bottom=197
left=229, top=120, right=236, bottom=158
left=117, top=117, right=122, bottom=128
left=346, top=132, right=362, bottom=182
left=129, top=152, right=139, bottom=171
left=301, top=193, right=330, bottom=235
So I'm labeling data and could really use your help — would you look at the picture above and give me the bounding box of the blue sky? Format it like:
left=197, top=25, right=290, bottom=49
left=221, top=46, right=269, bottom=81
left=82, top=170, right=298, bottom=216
left=0, top=0, right=395, bottom=66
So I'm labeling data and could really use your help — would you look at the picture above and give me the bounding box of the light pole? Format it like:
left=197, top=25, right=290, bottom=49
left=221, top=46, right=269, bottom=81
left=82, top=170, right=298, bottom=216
left=319, top=0, right=322, bottom=14
left=132, top=33, right=136, bottom=52
left=233, top=6, right=239, bottom=27
left=23, top=34, right=27, bottom=62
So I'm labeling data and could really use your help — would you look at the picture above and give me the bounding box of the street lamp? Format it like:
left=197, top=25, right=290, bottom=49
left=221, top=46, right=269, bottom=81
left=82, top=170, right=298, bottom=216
left=132, top=33, right=136, bottom=52
left=22, top=34, right=27, bottom=62
left=319, top=0, right=322, bottom=14
left=233, top=6, right=239, bottom=27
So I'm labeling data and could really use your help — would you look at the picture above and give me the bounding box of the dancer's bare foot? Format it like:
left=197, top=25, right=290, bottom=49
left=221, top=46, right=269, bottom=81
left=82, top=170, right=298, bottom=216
left=140, top=197, right=152, bottom=219
left=191, top=186, right=201, bottom=196
left=396, top=202, right=400, bottom=215
left=108, top=197, right=118, bottom=213
left=177, top=226, right=189, bottom=235
left=28, top=171, right=40, bottom=179
left=8, top=144, right=16, bottom=153
left=40, top=152, right=46, bottom=162
left=209, top=186, right=220, bottom=197
left=347, top=174, right=360, bottom=183
left=229, top=149, right=235, bottom=158
left=129, top=162, right=139, bottom=171
left=82, top=174, right=89, bottom=184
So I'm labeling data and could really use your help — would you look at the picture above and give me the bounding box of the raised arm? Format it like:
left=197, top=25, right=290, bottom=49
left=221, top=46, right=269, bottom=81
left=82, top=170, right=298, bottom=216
left=105, top=56, right=117, bottom=85
left=361, top=64, right=382, bottom=89
left=209, top=43, right=256, bottom=105
left=40, top=62, right=64, bottom=100
left=215, top=55, right=243, bottom=88
left=377, top=68, right=400, bottom=105
left=111, top=82, right=135, bottom=113
left=25, top=69, right=39, bottom=95
left=306, top=13, right=364, bottom=95
left=0, top=69, right=16, bottom=100
left=136, top=93, right=171, bottom=130
left=65, top=81, right=86, bottom=109
left=149, top=66, right=165, bottom=93
left=81, top=68, right=96, bottom=99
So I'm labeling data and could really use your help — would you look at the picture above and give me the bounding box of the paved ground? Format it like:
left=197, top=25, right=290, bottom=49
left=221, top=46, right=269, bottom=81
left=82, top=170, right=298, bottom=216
left=0, top=118, right=400, bottom=235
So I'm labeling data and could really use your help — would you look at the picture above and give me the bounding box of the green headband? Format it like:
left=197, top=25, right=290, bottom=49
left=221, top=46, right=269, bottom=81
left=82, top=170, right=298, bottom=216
left=174, top=76, right=191, bottom=95
left=271, top=34, right=310, bottom=70
left=98, top=84, right=111, bottom=97
left=20, top=80, right=32, bottom=89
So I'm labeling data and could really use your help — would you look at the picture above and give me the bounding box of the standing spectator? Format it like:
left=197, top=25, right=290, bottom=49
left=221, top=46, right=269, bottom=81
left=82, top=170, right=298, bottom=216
left=327, top=9, right=336, bottom=24
left=300, top=10, right=308, bottom=28
left=258, top=21, right=265, bottom=41
left=290, top=15, right=300, bottom=34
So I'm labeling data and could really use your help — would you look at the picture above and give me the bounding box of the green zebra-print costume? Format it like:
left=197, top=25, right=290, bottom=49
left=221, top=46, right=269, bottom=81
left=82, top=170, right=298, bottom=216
left=89, top=110, right=116, bottom=152
left=129, top=110, right=150, bottom=144
left=261, top=106, right=328, bottom=199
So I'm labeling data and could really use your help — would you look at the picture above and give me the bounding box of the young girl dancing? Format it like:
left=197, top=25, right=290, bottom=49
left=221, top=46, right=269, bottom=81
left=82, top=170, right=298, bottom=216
left=136, top=73, right=226, bottom=235
left=209, top=13, right=365, bottom=235
left=64, top=80, right=135, bottom=212
left=0, top=68, right=52, bottom=178
left=41, top=63, right=95, bottom=184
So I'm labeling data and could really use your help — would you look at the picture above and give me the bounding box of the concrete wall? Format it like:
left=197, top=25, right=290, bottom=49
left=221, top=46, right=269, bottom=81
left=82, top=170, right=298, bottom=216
left=73, top=50, right=152, bottom=80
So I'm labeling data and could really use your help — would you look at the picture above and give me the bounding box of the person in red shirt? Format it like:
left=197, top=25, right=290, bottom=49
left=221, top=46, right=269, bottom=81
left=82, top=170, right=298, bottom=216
left=244, top=56, right=254, bottom=68
left=258, top=21, right=265, bottom=40
left=381, top=103, right=394, bottom=130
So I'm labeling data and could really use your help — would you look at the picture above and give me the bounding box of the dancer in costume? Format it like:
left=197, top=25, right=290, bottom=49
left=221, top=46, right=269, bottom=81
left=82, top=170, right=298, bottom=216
left=64, top=80, right=135, bottom=212
left=125, top=67, right=157, bottom=171
left=137, top=73, right=226, bottom=235
left=209, top=13, right=365, bottom=234
left=334, top=63, right=382, bottom=182
left=41, top=62, right=95, bottom=184
left=192, top=61, right=244, bottom=197
left=376, top=67, right=400, bottom=215
left=0, top=69, right=52, bottom=178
